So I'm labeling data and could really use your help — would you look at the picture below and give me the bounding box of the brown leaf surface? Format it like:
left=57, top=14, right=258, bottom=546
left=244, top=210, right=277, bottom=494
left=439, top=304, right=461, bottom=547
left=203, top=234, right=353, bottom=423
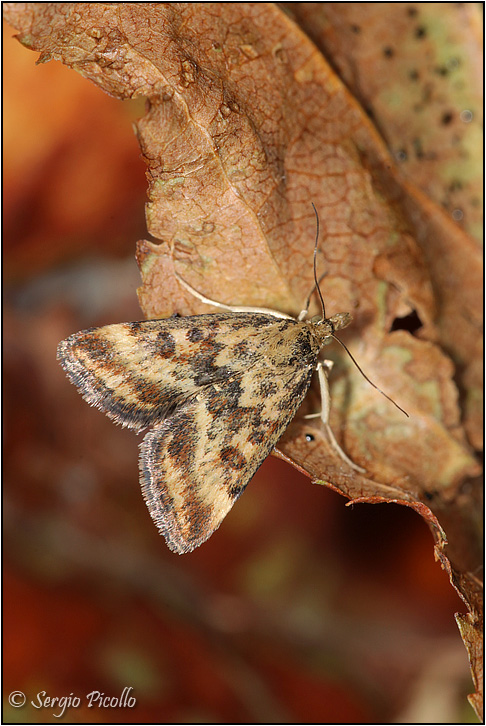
left=456, top=605, right=484, bottom=721
left=4, top=3, right=482, bottom=715
left=285, top=2, right=484, bottom=244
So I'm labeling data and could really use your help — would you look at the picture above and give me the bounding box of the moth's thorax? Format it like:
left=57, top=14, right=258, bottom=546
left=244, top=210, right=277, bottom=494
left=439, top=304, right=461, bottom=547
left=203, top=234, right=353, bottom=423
left=306, top=312, right=352, bottom=347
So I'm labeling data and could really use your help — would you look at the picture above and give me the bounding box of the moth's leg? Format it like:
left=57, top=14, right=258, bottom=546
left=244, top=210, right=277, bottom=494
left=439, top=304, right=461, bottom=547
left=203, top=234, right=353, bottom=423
left=303, top=359, right=333, bottom=422
left=174, top=270, right=294, bottom=320
left=298, top=272, right=328, bottom=321
left=305, top=361, right=366, bottom=473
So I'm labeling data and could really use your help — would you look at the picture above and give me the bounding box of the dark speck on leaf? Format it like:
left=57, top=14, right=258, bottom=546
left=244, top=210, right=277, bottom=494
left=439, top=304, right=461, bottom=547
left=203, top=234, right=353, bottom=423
left=449, top=179, right=463, bottom=192
left=413, top=138, right=425, bottom=160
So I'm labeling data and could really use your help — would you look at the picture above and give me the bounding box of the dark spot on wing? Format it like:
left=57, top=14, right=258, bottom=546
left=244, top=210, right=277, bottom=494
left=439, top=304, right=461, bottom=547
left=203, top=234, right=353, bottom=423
left=221, top=446, right=246, bottom=470
left=131, top=378, right=164, bottom=404
left=233, top=340, right=250, bottom=358
left=183, top=495, right=213, bottom=533
left=288, top=330, right=316, bottom=366
left=186, top=327, right=204, bottom=342
left=167, top=413, right=197, bottom=468
left=128, top=321, right=143, bottom=332
left=156, top=331, right=176, bottom=356
left=275, top=373, right=312, bottom=412
left=228, top=483, right=246, bottom=499
left=74, top=332, right=112, bottom=362
left=248, top=429, right=265, bottom=445
left=204, top=376, right=243, bottom=413
left=258, top=380, right=278, bottom=397
left=193, top=358, right=231, bottom=386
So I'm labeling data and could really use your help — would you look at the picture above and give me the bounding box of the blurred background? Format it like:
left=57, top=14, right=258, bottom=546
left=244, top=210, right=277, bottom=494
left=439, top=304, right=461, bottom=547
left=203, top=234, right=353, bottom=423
left=3, top=19, right=477, bottom=724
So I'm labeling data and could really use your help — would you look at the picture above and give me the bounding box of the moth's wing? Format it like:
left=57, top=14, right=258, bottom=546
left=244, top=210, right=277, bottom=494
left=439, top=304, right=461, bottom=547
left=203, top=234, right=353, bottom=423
left=140, top=338, right=316, bottom=554
left=57, top=313, right=282, bottom=433
left=59, top=313, right=321, bottom=553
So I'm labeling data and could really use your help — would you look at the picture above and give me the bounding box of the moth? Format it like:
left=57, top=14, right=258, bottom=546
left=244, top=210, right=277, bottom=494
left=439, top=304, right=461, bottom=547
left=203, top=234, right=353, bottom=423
left=58, top=210, right=406, bottom=554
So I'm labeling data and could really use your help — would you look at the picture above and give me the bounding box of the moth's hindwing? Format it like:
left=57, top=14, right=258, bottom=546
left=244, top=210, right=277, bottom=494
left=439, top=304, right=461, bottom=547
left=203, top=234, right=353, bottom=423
left=58, top=313, right=321, bottom=553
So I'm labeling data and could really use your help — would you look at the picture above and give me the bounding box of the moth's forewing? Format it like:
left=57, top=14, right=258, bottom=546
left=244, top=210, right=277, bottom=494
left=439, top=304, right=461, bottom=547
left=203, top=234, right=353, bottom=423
left=58, top=314, right=281, bottom=431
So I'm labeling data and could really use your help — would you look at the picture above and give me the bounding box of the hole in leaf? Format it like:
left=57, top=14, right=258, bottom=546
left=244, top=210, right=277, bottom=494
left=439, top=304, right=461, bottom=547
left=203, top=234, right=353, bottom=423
left=390, top=310, right=423, bottom=334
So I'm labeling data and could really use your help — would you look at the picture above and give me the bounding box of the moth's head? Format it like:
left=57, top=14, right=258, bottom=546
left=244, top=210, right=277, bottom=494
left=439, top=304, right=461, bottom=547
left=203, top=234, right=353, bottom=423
left=328, top=311, right=352, bottom=332
left=309, top=312, right=352, bottom=330
left=308, top=311, right=352, bottom=346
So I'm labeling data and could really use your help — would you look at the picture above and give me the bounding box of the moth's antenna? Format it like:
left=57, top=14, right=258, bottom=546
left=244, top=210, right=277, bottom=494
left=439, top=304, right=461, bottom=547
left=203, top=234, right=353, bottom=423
left=303, top=272, right=328, bottom=316
left=311, top=202, right=327, bottom=320
left=310, top=206, right=408, bottom=418
left=331, top=334, right=409, bottom=417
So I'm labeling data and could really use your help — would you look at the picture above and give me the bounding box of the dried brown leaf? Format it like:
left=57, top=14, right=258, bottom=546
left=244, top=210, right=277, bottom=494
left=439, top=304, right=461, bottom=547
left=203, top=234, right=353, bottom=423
left=4, top=2, right=482, bottom=714
left=285, top=2, right=484, bottom=243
